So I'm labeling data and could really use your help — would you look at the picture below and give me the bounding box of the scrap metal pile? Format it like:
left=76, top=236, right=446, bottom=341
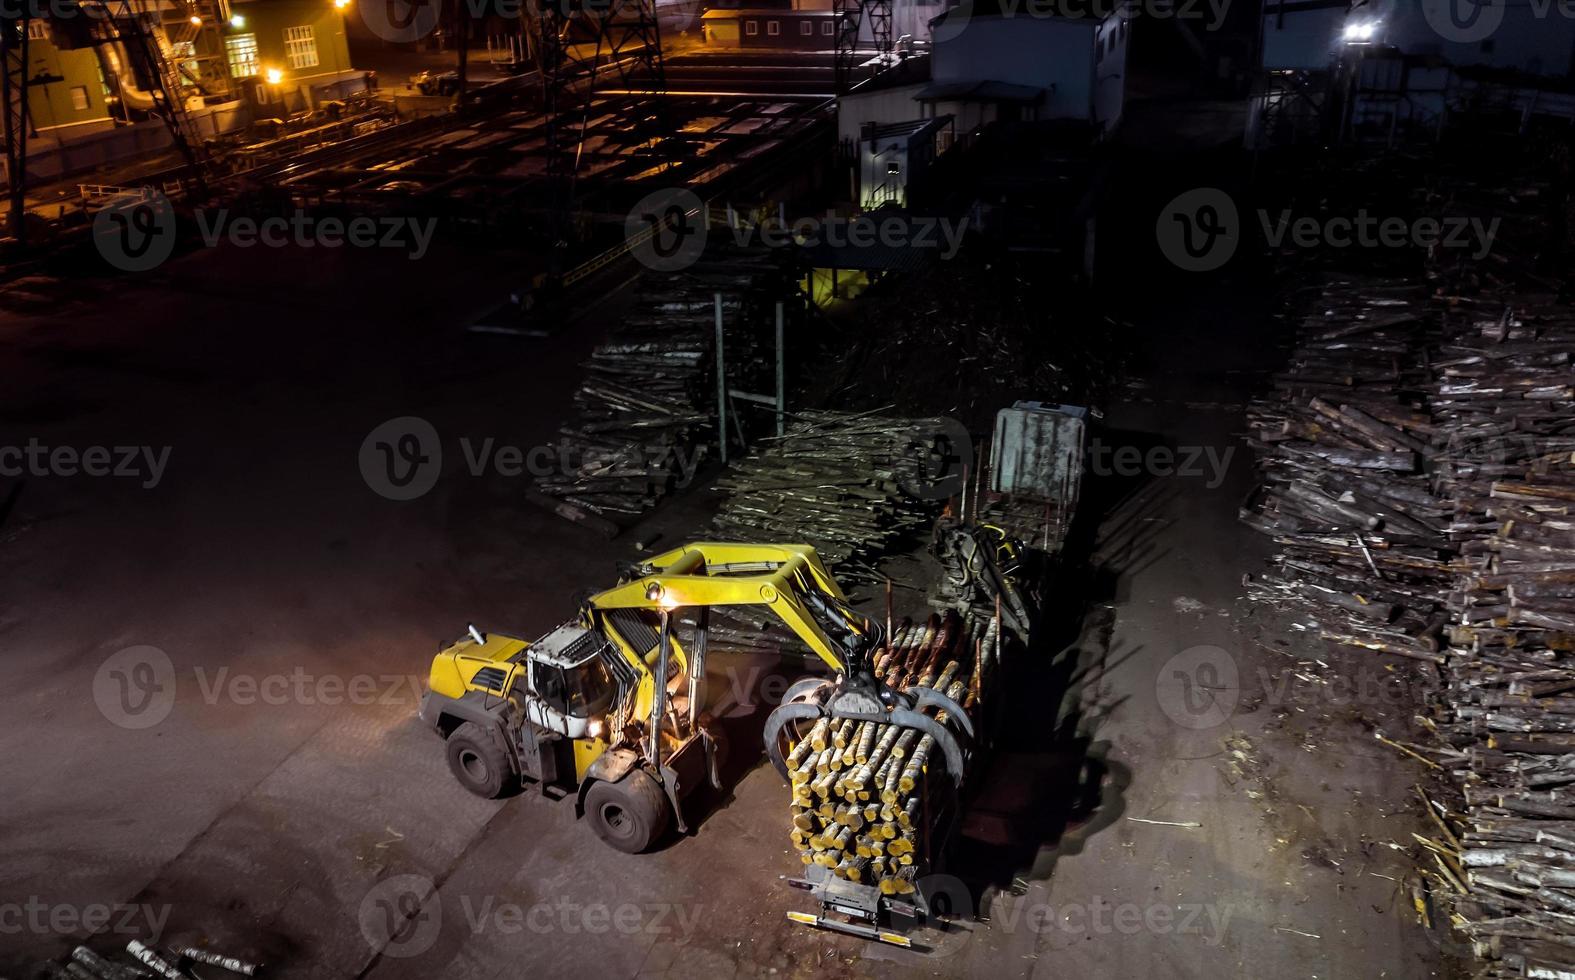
left=786, top=607, right=1001, bottom=894
left=532, top=249, right=782, bottom=528
left=1242, top=212, right=1575, bottom=973
left=711, top=410, right=951, bottom=579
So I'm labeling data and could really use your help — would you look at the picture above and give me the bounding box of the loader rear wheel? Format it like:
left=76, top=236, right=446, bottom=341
left=584, top=771, right=669, bottom=854
left=446, top=722, right=514, bottom=799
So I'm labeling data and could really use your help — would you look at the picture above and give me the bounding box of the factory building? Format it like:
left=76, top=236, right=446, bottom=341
left=1254, top=0, right=1575, bottom=146
left=837, top=5, right=1127, bottom=204
left=16, top=0, right=360, bottom=161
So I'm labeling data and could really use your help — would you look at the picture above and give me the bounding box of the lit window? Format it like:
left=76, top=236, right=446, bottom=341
left=226, top=33, right=259, bottom=78
left=69, top=85, right=89, bottom=110
left=284, top=25, right=319, bottom=70
left=767, top=20, right=779, bottom=35
left=800, top=20, right=812, bottom=34
left=745, top=20, right=758, bottom=34
left=822, top=20, right=834, bottom=34
left=27, top=20, right=48, bottom=41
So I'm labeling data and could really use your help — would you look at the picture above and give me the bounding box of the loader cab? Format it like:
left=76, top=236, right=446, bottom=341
left=520, top=623, right=618, bottom=739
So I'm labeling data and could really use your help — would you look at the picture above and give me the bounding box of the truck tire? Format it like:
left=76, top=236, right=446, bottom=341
left=583, top=771, right=670, bottom=853
left=446, top=721, right=514, bottom=799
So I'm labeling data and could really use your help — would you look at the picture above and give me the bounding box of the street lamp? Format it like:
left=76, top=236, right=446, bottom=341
left=265, top=66, right=283, bottom=85
left=332, top=0, right=352, bottom=88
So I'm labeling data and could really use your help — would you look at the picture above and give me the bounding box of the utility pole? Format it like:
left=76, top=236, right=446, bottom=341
left=2, top=13, right=31, bottom=248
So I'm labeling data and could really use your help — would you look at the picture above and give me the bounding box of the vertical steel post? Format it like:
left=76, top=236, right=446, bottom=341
left=714, top=292, right=727, bottom=464
left=651, top=609, right=671, bottom=767
left=775, top=300, right=785, bottom=437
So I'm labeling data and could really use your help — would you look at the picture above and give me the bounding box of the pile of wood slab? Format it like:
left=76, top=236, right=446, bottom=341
left=531, top=249, right=782, bottom=529
left=710, top=410, right=950, bottom=580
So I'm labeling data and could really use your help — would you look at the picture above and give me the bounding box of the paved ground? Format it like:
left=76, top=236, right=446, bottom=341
left=0, top=228, right=1457, bottom=978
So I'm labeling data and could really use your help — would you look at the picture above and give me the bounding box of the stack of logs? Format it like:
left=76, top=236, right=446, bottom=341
left=1425, top=299, right=1575, bottom=974
left=786, top=610, right=999, bottom=892
left=1242, top=279, right=1462, bottom=662
left=712, top=410, right=950, bottom=579
left=531, top=249, right=780, bottom=526
left=1243, top=268, right=1575, bottom=972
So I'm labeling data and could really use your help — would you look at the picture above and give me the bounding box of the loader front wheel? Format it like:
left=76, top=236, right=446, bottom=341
left=584, top=771, right=669, bottom=853
left=446, top=722, right=514, bottom=799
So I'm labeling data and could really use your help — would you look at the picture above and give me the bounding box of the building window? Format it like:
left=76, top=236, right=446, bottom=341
left=27, top=20, right=48, bottom=41
left=69, top=85, right=89, bottom=110
left=284, top=25, right=319, bottom=70
left=822, top=20, right=834, bottom=34
left=226, top=33, right=259, bottom=78
left=767, top=20, right=779, bottom=35
left=800, top=20, right=813, bottom=34
left=745, top=20, right=758, bottom=35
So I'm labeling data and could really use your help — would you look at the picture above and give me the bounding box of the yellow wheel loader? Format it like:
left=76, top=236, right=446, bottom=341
left=418, top=542, right=972, bottom=853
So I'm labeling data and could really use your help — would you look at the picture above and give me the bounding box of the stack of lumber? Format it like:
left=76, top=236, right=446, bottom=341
left=1241, top=279, right=1462, bottom=661
left=711, top=410, right=950, bottom=579
left=1419, top=301, right=1575, bottom=974
left=532, top=249, right=781, bottom=526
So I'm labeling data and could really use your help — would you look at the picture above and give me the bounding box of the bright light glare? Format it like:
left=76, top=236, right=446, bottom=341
left=230, top=13, right=245, bottom=27
left=1343, top=21, right=1378, bottom=41
left=265, top=67, right=284, bottom=84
